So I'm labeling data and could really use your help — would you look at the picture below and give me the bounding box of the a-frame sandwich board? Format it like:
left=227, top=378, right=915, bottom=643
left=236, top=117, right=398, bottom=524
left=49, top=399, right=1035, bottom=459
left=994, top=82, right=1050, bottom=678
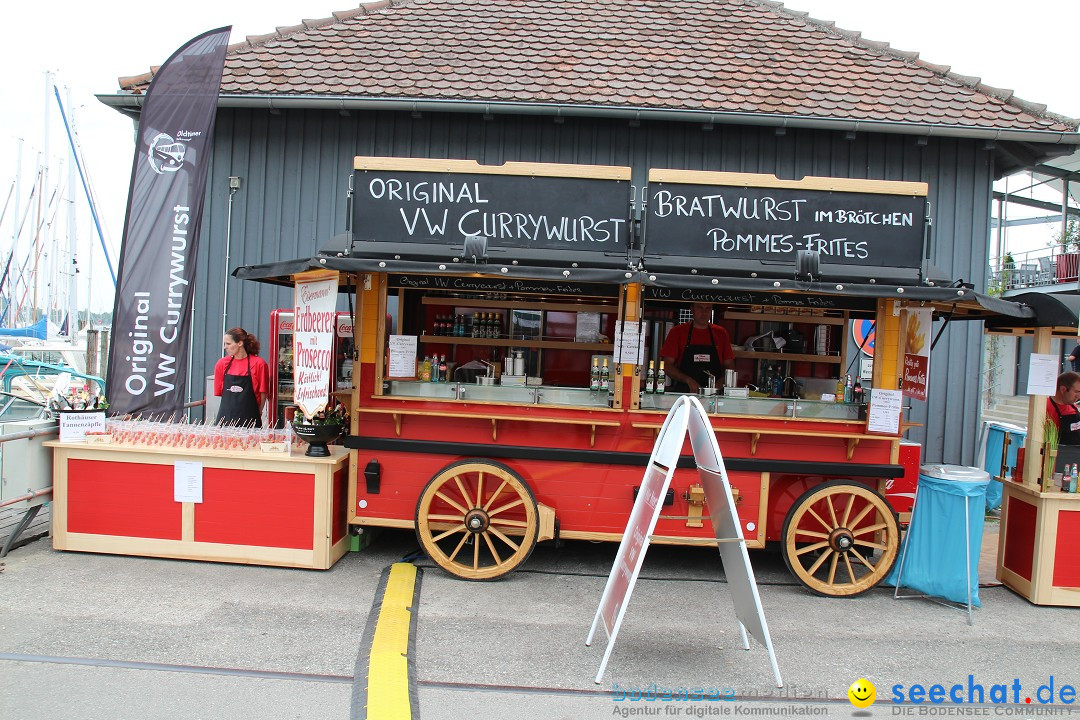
left=586, top=395, right=782, bottom=688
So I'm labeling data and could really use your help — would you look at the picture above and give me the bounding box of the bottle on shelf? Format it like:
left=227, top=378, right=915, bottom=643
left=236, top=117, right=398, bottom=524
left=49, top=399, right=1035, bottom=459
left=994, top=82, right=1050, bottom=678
left=472, top=312, right=481, bottom=338
left=645, top=360, right=656, bottom=394
left=852, top=377, right=864, bottom=404
left=600, top=358, right=610, bottom=391
left=835, top=374, right=845, bottom=403
left=844, top=374, right=853, bottom=404
left=590, top=358, right=600, bottom=391
left=439, top=355, right=448, bottom=383
left=657, top=361, right=667, bottom=394
left=421, top=356, right=432, bottom=382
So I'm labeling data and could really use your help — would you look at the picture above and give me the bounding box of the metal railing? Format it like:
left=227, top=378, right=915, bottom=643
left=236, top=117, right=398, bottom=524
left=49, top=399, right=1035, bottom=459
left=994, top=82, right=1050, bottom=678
left=989, top=245, right=1079, bottom=292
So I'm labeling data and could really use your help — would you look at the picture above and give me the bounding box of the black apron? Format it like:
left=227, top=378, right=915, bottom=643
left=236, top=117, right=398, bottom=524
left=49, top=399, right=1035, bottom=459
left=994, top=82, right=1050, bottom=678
left=217, top=356, right=262, bottom=428
left=1049, top=398, right=1080, bottom=445
left=672, top=325, right=726, bottom=393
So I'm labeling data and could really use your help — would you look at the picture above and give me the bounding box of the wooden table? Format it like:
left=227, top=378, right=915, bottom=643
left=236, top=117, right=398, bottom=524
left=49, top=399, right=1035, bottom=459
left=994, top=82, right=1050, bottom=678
left=997, top=480, right=1080, bottom=606
left=47, top=442, right=350, bottom=570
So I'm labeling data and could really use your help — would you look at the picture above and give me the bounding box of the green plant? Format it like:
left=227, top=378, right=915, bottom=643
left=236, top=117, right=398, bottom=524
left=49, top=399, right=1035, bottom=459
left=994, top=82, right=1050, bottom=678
left=1053, top=220, right=1080, bottom=253
left=1002, top=251, right=1015, bottom=267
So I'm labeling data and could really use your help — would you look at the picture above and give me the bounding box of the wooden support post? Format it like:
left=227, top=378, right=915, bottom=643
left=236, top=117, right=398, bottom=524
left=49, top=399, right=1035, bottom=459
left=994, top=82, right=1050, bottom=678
left=685, top=484, right=706, bottom=528
left=1024, top=327, right=1052, bottom=489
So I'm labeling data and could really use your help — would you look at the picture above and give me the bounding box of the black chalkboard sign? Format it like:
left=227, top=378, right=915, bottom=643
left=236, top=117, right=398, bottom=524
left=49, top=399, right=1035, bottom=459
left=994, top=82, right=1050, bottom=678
left=352, top=158, right=632, bottom=255
left=645, top=172, right=927, bottom=270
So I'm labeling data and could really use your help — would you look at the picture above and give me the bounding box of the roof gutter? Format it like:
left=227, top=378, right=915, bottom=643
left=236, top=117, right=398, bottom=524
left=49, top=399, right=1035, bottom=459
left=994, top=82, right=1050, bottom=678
left=96, top=93, right=1080, bottom=146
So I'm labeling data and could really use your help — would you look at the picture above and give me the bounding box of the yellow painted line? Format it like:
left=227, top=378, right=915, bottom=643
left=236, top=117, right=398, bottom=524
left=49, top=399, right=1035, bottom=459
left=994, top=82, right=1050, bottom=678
left=365, top=563, right=418, bottom=719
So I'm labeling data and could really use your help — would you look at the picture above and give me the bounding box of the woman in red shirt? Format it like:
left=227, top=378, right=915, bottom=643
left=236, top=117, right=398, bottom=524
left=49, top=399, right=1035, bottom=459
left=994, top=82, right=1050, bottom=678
left=214, top=327, right=270, bottom=427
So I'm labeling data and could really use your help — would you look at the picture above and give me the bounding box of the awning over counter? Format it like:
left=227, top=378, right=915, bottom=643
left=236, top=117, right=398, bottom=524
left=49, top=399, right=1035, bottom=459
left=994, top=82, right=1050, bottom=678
left=986, top=292, right=1080, bottom=335
left=231, top=248, right=637, bottom=288
left=233, top=251, right=1044, bottom=325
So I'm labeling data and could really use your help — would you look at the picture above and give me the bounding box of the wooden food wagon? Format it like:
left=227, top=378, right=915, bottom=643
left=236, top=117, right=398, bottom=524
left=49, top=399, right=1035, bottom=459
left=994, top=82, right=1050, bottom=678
left=236, top=158, right=1036, bottom=595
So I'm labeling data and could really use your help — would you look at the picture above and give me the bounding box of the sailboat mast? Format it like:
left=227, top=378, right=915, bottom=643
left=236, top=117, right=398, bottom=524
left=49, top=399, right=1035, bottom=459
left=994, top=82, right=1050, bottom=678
left=37, top=72, right=52, bottom=327
left=64, top=86, right=79, bottom=335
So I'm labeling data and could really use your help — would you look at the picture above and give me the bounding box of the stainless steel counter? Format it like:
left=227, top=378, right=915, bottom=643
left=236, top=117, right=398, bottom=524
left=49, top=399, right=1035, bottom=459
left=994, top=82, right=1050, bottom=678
left=385, top=382, right=864, bottom=418
left=638, top=393, right=864, bottom=420
left=386, top=381, right=609, bottom=408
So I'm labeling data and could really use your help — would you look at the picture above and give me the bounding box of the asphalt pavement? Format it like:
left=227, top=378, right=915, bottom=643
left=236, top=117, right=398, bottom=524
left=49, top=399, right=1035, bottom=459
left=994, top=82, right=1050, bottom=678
left=2, top=519, right=1078, bottom=720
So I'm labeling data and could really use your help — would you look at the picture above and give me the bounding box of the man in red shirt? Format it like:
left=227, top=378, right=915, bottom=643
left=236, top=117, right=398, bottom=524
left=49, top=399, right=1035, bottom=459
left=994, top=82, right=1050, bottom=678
left=1047, top=371, right=1080, bottom=445
left=660, top=302, right=734, bottom=393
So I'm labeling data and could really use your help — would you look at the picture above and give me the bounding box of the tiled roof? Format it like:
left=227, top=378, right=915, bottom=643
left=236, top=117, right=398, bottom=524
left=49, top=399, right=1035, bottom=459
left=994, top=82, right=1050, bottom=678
left=117, top=0, right=1077, bottom=133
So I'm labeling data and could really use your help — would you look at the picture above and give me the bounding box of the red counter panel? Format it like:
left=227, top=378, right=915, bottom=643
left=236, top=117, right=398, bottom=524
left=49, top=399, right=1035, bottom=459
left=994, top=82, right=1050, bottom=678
left=195, top=469, right=315, bottom=550
left=1053, top=510, right=1080, bottom=588
left=67, top=459, right=182, bottom=540
left=1003, top=495, right=1037, bottom=583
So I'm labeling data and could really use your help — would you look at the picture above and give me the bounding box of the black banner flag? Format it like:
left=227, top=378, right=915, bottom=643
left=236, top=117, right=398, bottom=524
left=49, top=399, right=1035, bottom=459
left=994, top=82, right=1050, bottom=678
left=106, top=27, right=231, bottom=417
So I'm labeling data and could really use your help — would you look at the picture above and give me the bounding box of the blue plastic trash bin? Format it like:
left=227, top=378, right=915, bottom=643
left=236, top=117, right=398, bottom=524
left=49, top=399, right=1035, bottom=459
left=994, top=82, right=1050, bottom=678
left=884, top=465, right=991, bottom=609
left=982, top=422, right=1025, bottom=512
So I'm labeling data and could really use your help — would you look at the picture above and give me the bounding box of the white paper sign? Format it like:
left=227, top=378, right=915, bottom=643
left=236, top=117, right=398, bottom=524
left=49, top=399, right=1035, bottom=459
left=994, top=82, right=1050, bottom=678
left=1027, top=353, right=1059, bottom=396
left=387, top=335, right=419, bottom=379
left=867, top=388, right=903, bottom=434
left=293, top=277, right=338, bottom=419
left=612, top=322, right=646, bottom=366
left=174, top=461, right=203, bottom=503
left=860, top=356, right=874, bottom=381
left=59, top=411, right=106, bottom=442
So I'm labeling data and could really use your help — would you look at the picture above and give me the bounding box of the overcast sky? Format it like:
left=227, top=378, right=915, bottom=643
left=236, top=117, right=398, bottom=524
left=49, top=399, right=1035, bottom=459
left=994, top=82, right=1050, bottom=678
left=1, top=0, right=1077, bottom=312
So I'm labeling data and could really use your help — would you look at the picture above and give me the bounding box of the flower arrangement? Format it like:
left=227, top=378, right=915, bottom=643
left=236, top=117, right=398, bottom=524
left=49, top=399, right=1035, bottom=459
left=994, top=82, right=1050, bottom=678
left=297, top=399, right=350, bottom=427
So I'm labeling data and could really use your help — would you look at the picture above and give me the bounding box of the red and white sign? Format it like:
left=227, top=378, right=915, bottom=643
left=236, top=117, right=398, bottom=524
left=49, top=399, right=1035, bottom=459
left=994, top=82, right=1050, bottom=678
left=293, top=277, right=338, bottom=419
left=901, top=308, right=931, bottom=402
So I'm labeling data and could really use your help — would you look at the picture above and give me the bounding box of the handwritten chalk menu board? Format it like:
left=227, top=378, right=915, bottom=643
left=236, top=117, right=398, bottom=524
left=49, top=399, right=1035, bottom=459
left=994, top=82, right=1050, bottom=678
left=388, top=274, right=620, bottom=298
left=352, top=158, right=632, bottom=253
left=645, top=170, right=928, bottom=270
left=642, top=286, right=876, bottom=311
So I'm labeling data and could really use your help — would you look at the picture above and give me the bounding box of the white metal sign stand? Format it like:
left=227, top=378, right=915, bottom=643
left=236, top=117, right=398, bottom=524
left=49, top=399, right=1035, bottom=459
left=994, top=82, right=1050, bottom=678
left=586, top=395, right=782, bottom=688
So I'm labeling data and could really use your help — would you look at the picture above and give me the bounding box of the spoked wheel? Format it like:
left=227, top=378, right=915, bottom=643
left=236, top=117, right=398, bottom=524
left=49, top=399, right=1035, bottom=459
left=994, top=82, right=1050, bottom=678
left=781, top=480, right=899, bottom=597
left=415, top=459, right=539, bottom=581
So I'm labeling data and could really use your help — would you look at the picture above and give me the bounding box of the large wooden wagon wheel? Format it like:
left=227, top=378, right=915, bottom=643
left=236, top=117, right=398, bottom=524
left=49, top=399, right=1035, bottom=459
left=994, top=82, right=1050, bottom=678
left=415, top=459, right=539, bottom=581
left=781, top=481, right=899, bottom=597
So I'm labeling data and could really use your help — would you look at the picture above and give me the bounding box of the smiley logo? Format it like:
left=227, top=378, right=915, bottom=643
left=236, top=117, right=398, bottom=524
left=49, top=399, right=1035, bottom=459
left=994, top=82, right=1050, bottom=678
left=848, top=678, right=876, bottom=708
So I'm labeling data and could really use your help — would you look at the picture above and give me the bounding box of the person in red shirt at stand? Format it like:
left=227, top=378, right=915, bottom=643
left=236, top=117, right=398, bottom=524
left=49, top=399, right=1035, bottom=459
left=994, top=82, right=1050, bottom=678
left=214, top=327, right=270, bottom=427
left=1047, top=371, right=1080, bottom=445
left=660, top=302, right=735, bottom=394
